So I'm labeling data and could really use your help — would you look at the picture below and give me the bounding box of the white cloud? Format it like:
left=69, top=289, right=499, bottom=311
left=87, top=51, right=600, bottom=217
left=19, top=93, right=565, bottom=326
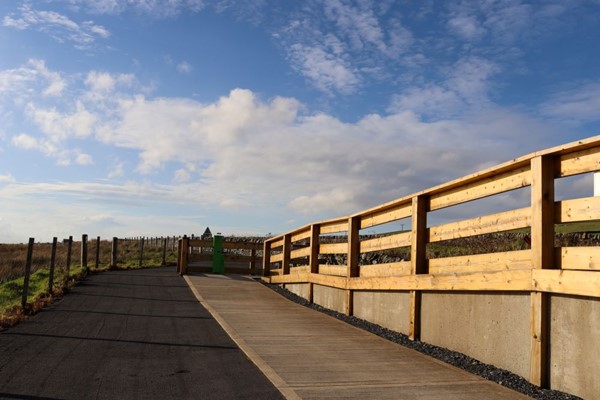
left=12, top=133, right=39, bottom=150
left=27, top=101, right=96, bottom=140
left=0, top=59, right=65, bottom=98
left=289, top=44, right=359, bottom=94
left=540, top=82, right=600, bottom=123
left=448, top=14, right=486, bottom=41
left=176, top=61, right=193, bottom=74
left=85, top=71, right=116, bottom=92
left=174, top=168, right=191, bottom=182
left=75, top=152, right=94, bottom=165
left=89, top=87, right=557, bottom=216
left=0, top=173, right=15, bottom=183
left=108, top=161, right=125, bottom=178
left=64, top=0, right=208, bottom=17
left=2, top=4, right=110, bottom=49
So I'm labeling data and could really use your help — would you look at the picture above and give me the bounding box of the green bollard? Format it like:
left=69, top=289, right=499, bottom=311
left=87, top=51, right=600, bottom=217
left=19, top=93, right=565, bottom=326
left=212, top=234, right=225, bottom=274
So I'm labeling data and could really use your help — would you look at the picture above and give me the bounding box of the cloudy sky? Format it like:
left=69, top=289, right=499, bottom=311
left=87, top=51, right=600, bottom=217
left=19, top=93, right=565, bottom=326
left=0, top=0, right=599, bottom=242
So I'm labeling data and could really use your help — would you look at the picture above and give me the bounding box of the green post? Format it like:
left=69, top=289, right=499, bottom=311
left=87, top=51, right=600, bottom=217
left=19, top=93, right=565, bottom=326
left=212, top=234, right=224, bottom=274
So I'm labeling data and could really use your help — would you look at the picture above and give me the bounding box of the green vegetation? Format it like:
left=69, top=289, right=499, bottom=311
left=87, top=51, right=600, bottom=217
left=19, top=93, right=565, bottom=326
left=0, top=238, right=179, bottom=329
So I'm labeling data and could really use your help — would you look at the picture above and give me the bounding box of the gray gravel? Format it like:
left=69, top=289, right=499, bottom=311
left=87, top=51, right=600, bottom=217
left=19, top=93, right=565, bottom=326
left=261, top=281, right=582, bottom=400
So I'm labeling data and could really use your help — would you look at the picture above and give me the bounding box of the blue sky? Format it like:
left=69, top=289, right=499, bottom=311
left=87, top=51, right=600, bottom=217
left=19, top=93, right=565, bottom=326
left=0, top=0, right=599, bottom=243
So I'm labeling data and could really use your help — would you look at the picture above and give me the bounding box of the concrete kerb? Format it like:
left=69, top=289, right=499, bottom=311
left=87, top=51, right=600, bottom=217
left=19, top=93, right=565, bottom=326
left=183, top=274, right=301, bottom=400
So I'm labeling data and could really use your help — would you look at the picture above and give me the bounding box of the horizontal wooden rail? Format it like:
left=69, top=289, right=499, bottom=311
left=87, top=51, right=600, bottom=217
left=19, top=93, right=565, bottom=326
left=261, top=135, right=600, bottom=390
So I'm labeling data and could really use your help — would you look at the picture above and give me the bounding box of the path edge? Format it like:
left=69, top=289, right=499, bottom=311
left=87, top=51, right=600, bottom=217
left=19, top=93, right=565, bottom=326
left=183, top=275, right=301, bottom=400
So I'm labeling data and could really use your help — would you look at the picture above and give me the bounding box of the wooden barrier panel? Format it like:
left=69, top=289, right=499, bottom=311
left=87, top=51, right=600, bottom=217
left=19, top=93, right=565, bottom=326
left=260, top=135, right=600, bottom=390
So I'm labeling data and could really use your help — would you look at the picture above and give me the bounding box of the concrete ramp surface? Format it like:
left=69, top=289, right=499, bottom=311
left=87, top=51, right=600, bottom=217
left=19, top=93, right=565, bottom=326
left=185, top=273, right=533, bottom=400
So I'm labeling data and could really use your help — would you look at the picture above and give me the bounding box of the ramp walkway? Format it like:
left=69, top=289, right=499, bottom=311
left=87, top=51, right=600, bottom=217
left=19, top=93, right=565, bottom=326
left=185, top=273, right=532, bottom=400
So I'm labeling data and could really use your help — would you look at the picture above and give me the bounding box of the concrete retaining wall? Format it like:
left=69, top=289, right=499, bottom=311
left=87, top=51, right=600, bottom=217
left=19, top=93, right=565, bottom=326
left=353, top=291, right=410, bottom=334
left=420, top=291, right=531, bottom=379
left=284, top=283, right=310, bottom=300
left=313, top=284, right=347, bottom=314
left=550, top=294, right=600, bottom=400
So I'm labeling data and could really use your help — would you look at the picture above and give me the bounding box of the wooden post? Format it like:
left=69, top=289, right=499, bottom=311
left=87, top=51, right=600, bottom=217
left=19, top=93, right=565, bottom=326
left=409, top=195, right=428, bottom=341
left=48, top=237, right=57, bottom=294
left=81, top=234, right=88, bottom=273
left=262, top=240, right=272, bottom=277
left=529, top=155, right=555, bottom=387
left=179, top=236, right=189, bottom=276
left=345, top=217, right=360, bottom=316
left=95, top=236, right=101, bottom=269
left=139, top=236, right=145, bottom=267
left=308, top=223, right=321, bottom=303
left=111, top=237, right=118, bottom=268
left=250, top=248, right=256, bottom=274
left=282, top=234, right=291, bottom=275
left=161, top=237, right=167, bottom=266
left=66, top=236, right=73, bottom=278
left=21, top=238, right=35, bottom=309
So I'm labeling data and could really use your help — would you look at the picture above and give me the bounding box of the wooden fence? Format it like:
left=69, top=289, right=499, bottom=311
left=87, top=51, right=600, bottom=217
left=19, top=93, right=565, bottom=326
left=177, top=237, right=263, bottom=275
left=262, top=135, right=600, bottom=389
left=2, top=235, right=178, bottom=311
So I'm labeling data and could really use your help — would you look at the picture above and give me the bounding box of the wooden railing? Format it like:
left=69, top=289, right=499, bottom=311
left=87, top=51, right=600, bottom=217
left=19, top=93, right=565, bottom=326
left=262, top=135, right=600, bottom=388
left=178, top=237, right=263, bottom=275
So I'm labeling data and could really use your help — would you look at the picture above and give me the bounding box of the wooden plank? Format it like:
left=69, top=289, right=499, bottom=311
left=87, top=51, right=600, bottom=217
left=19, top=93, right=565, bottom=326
left=359, top=232, right=411, bottom=253
left=530, top=291, right=549, bottom=387
left=270, top=238, right=284, bottom=249
left=291, top=228, right=312, bottom=242
left=262, top=241, right=271, bottom=277
left=290, top=247, right=311, bottom=259
left=429, top=166, right=531, bottom=211
left=359, top=202, right=412, bottom=229
left=359, top=262, right=412, bottom=277
left=319, top=265, right=347, bottom=276
left=347, top=270, right=532, bottom=291
left=189, top=254, right=212, bottom=262
left=409, top=291, right=421, bottom=341
left=411, top=196, right=428, bottom=275
left=320, top=219, right=348, bottom=234
left=310, top=273, right=348, bottom=289
left=346, top=216, right=360, bottom=316
left=319, top=242, right=348, bottom=254
left=290, top=265, right=310, bottom=273
left=222, top=241, right=263, bottom=250
left=309, top=224, right=320, bottom=274
left=410, top=195, right=427, bottom=341
left=429, top=207, right=531, bottom=243
left=529, top=155, right=554, bottom=389
left=555, top=196, right=600, bottom=223
left=282, top=235, right=291, bottom=275
left=532, top=269, right=600, bottom=298
left=531, top=156, right=556, bottom=270
left=558, top=247, right=600, bottom=270
left=559, top=145, right=600, bottom=177
left=189, top=239, right=212, bottom=247
left=428, top=250, right=532, bottom=275
left=347, top=217, right=360, bottom=278
left=270, top=253, right=283, bottom=263
left=270, top=272, right=309, bottom=284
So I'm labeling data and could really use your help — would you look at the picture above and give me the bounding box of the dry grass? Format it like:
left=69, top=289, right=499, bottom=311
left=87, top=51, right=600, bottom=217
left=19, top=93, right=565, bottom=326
left=0, top=238, right=180, bottom=330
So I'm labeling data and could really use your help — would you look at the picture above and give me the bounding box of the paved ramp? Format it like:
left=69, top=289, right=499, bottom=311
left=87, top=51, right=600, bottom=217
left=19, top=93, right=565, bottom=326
left=185, top=273, right=532, bottom=400
left=0, top=268, right=283, bottom=400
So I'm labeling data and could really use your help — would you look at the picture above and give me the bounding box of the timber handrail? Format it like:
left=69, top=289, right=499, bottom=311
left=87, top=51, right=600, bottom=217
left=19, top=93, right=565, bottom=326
left=262, top=135, right=600, bottom=388
left=177, top=237, right=263, bottom=275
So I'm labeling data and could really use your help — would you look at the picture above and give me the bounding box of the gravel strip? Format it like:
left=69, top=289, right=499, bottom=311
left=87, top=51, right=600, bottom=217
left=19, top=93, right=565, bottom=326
left=260, top=282, right=582, bottom=400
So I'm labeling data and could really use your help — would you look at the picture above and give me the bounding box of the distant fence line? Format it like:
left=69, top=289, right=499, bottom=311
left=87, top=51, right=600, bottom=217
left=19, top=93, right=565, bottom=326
left=2, top=235, right=186, bottom=311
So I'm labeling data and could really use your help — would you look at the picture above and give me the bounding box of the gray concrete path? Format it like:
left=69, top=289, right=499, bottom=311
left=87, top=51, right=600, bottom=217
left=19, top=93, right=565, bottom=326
left=185, top=273, right=532, bottom=400
left=0, top=267, right=283, bottom=400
